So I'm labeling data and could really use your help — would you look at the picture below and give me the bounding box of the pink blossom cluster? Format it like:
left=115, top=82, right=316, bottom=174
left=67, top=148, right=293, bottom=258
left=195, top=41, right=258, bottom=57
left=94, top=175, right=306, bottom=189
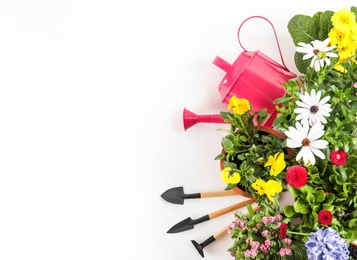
left=227, top=216, right=247, bottom=233
left=262, top=214, right=282, bottom=225
left=279, top=248, right=292, bottom=257
left=228, top=212, right=292, bottom=259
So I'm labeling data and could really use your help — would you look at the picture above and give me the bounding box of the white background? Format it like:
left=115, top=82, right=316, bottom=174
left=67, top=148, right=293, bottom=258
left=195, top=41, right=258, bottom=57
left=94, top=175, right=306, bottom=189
left=0, top=1, right=355, bottom=259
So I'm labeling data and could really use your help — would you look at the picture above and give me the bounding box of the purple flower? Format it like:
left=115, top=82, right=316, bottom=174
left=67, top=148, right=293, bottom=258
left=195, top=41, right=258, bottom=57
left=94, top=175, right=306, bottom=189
left=305, top=227, right=349, bottom=260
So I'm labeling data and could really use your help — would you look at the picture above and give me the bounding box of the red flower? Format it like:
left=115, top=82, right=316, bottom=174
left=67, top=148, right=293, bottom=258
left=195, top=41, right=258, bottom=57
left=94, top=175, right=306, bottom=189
left=279, top=222, right=287, bottom=239
left=286, top=165, right=308, bottom=188
left=330, top=149, right=348, bottom=166
left=318, top=210, right=333, bottom=225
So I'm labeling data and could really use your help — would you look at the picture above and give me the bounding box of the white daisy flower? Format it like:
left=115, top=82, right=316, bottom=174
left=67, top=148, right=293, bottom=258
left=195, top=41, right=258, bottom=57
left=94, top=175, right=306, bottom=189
left=296, top=38, right=338, bottom=71
left=284, top=122, right=328, bottom=165
left=294, top=89, right=332, bottom=126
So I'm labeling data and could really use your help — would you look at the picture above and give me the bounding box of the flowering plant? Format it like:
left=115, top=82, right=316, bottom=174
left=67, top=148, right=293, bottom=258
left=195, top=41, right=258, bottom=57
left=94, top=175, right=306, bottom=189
left=269, top=6, right=357, bottom=260
left=227, top=200, right=307, bottom=259
left=225, top=6, right=357, bottom=260
left=215, top=96, right=291, bottom=205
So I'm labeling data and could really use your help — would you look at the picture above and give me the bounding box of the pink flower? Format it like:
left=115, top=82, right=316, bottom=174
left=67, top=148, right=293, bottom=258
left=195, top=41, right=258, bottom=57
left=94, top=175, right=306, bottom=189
left=264, top=239, right=272, bottom=248
left=250, top=241, right=260, bottom=250
left=284, top=238, right=292, bottom=245
left=274, top=214, right=282, bottom=220
left=260, top=244, right=268, bottom=254
left=279, top=223, right=287, bottom=239
left=286, top=165, right=308, bottom=188
left=330, top=149, right=348, bottom=166
left=284, top=248, right=292, bottom=255
left=318, top=209, right=333, bottom=225
left=250, top=249, right=258, bottom=257
left=279, top=248, right=292, bottom=256
left=262, top=217, right=269, bottom=224
left=261, top=230, right=269, bottom=237
left=244, top=249, right=251, bottom=258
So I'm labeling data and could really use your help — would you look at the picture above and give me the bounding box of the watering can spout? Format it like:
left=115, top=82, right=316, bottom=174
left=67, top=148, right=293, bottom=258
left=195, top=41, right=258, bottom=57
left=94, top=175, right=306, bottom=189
left=183, top=108, right=226, bottom=131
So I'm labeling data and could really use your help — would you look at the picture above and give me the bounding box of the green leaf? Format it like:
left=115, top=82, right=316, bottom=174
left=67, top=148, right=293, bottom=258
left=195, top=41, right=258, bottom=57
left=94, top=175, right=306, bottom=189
left=315, top=190, right=325, bottom=203
left=294, top=198, right=310, bottom=214
left=284, top=205, right=296, bottom=217
left=221, top=137, right=234, bottom=150
left=214, top=154, right=225, bottom=160
left=306, top=193, right=315, bottom=205
left=339, top=166, right=347, bottom=182
left=324, top=193, right=335, bottom=205
left=294, top=52, right=310, bottom=74
left=318, top=10, right=334, bottom=40
left=289, top=185, right=301, bottom=198
left=287, top=14, right=319, bottom=45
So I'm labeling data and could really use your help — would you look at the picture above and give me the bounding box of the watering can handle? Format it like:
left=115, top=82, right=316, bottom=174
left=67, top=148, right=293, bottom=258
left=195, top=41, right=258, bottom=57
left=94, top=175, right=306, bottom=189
left=237, top=15, right=289, bottom=70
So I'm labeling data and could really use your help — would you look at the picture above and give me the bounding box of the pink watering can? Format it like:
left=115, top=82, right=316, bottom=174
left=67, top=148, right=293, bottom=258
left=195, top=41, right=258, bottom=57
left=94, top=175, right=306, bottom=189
left=213, top=16, right=296, bottom=128
left=183, top=16, right=296, bottom=131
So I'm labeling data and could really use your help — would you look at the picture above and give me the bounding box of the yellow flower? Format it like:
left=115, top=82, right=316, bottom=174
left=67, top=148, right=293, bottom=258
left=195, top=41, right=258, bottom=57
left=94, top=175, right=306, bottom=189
left=252, top=179, right=266, bottom=195
left=227, top=96, right=250, bottom=115
left=329, top=28, right=351, bottom=47
left=220, top=167, right=241, bottom=184
left=265, top=180, right=283, bottom=201
left=331, top=8, right=356, bottom=32
left=252, top=179, right=282, bottom=201
left=264, top=152, right=286, bottom=176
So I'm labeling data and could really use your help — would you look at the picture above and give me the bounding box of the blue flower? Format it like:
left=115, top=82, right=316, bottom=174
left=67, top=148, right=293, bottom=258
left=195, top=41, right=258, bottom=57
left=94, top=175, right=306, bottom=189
left=305, top=227, right=349, bottom=260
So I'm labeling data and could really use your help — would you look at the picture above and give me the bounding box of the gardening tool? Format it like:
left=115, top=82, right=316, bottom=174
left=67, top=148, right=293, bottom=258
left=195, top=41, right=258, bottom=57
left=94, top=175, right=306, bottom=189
left=213, top=16, right=296, bottom=128
left=191, top=205, right=260, bottom=258
left=167, top=198, right=256, bottom=233
left=183, top=108, right=225, bottom=131
left=161, top=186, right=238, bottom=205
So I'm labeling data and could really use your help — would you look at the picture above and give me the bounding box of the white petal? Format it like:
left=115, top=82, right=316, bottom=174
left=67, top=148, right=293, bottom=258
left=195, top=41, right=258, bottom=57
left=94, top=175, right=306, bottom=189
left=303, top=53, right=315, bottom=60
left=318, top=96, right=331, bottom=105
left=302, top=147, right=315, bottom=165
left=301, top=122, right=309, bottom=137
left=307, top=123, right=324, bottom=140
left=287, top=138, right=302, bottom=148
left=324, top=58, right=331, bottom=66
left=300, top=92, right=313, bottom=106
left=321, top=38, right=331, bottom=49
left=319, top=104, right=332, bottom=112
left=309, top=114, right=318, bottom=125
left=296, top=101, right=310, bottom=108
left=326, top=52, right=338, bottom=58
left=314, top=59, right=321, bottom=71
left=296, top=148, right=304, bottom=161
left=310, top=146, right=326, bottom=160
left=311, top=89, right=319, bottom=104
left=295, top=111, right=311, bottom=121
left=316, top=113, right=327, bottom=124
left=285, top=126, right=303, bottom=140
left=310, top=139, right=328, bottom=149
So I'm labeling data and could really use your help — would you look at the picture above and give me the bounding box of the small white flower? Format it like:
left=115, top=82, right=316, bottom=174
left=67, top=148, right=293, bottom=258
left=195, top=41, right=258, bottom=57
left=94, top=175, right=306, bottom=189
left=285, top=122, right=328, bottom=165
left=294, top=89, right=332, bottom=126
left=296, top=38, right=338, bottom=71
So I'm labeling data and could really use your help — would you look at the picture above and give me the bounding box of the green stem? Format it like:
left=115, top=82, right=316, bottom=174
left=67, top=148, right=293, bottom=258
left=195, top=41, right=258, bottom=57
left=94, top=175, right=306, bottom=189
left=237, top=116, right=249, bottom=136
left=288, top=231, right=310, bottom=236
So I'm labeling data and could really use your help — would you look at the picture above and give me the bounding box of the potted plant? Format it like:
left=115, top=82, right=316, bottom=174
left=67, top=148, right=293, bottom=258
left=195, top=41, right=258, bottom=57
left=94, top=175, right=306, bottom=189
left=215, top=96, right=292, bottom=205
left=221, top=6, right=357, bottom=260
left=227, top=199, right=308, bottom=260
left=270, top=6, right=357, bottom=260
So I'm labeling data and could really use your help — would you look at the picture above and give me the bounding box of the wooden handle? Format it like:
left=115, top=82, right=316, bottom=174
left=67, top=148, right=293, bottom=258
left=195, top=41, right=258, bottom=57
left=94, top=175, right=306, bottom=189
left=209, top=198, right=256, bottom=219
left=214, top=224, right=231, bottom=240
left=214, top=204, right=260, bottom=240
left=200, top=189, right=238, bottom=198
